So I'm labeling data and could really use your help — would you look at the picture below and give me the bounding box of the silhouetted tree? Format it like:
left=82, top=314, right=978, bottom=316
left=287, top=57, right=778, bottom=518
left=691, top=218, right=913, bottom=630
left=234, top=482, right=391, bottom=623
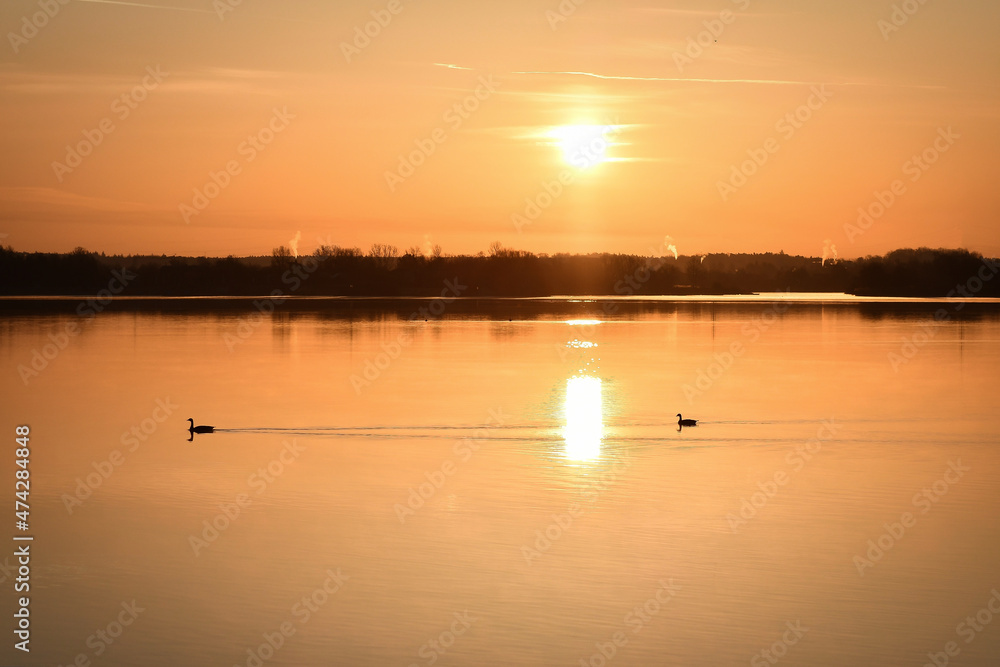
left=272, top=245, right=293, bottom=270
left=369, top=243, right=398, bottom=271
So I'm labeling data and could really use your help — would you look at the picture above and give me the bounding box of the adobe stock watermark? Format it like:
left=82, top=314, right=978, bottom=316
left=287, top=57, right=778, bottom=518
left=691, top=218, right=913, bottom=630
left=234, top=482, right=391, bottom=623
left=553, top=237, right=682, bottom=346
left=233, top=568, right=349, bottom=667
left=224, top=239, right=333, bottom=351
left=61, top=398, right=178, bottom=514
left=681, top=297, right=790, bottom=403
left=921, top=589, right=1000, bottom=667
left=577, top=579, right=682, bottom=667
left=554, top=240, right=679, bottom=362
left=513, top=121, right=621, bottom=233
left=878, top=0, right=933, bottom=41
left=188, top=439, right=306, bottom=556
left=557, top=338, right=599, bottom=370
left=179, top=106, right=295, bottom=224
left=56, top=600, right=145, bottom=666
left=394, top=408, right=508, bottom=524
left=52, top=66, right=169, bottom=183
left=726, top=419, right=840, bottom=533
left=384, top=75, right=500, bottom=192
left=672, top=0, right=751, bottom=72
left=853, top=459, right=969, bottom=576
left=406, top=611, right=478, bottom=667
left=213, top=0, right=245, bottom=21
left=349, top=278, right=468, bottom=394
left=7, top=0, right=70, bottom=54
left=844, top=127, right=959, bottom=243
left=606, top=237, right=679, bottom=309
left=545, top=0, right=587, bottom=30
left=717, top=85, right=833, bottom=202
left=340, top=0, right=411, bottom=63
left=750, top=621, right=809, bottom=667
left=16, top=266, right=136, bottom=385
left=521, top=453, right=632, bottom=565
left=888, top=256, right=998, bottom=372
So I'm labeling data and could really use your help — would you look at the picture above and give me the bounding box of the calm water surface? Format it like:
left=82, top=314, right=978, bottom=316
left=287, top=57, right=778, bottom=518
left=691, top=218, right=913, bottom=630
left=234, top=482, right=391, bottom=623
left=1, top=297, right=999, bottom=666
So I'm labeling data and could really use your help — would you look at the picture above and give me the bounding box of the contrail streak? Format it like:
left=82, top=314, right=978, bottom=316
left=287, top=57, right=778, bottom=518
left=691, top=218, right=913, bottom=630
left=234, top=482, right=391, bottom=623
left=512, top=69, right=809, bottom=85
left=511, top=69, right=946, bottom=89
left=434, top=63, right=474, bottom=71
left=76, top=0, right=217, bottom=14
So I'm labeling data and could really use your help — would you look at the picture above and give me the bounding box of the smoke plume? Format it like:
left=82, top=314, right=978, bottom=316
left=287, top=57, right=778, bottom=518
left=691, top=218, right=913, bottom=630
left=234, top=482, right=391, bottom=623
left=664, top=235, right=679, bottom=260
left=822, top=239, right=838, bottom=267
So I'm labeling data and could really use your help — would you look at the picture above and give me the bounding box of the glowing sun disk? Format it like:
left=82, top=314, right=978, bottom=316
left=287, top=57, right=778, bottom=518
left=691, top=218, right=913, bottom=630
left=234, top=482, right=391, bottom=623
left=547, top=124, right=616, bottom=169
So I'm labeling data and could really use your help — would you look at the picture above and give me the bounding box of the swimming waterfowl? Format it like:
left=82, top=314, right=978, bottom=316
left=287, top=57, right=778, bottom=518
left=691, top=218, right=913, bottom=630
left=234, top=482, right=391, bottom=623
left=676, top=414, right=698, bottom=427
left=187, top=418, right=215, bottom=434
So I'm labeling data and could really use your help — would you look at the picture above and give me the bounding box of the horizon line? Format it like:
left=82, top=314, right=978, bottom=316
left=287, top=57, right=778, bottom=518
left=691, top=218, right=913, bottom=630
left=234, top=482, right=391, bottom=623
left=1, top=244, right=993, bottom=263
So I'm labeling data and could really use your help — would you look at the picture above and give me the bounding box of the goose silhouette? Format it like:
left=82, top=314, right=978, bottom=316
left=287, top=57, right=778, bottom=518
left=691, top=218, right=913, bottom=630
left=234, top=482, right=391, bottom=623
left=187, top=418, right=215, bottom=435
left=676, top=414, right=698, bottom=427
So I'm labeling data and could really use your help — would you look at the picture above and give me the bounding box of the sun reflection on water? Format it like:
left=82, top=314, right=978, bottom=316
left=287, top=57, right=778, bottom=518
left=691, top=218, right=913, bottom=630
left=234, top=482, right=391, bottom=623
left=563, top=375, right=604, bottom=462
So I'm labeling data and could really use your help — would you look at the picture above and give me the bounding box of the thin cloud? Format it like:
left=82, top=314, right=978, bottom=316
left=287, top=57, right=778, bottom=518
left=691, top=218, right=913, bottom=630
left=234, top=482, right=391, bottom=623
left=426, top=62, right=811, bottom=87
left=76, top=0, right=311, bottom=21
left=0, top=65, right=310, bottom=96
left=512, top=69, right=808, bottom=85
left=0, top=187, right=156, bottom=214
left=434, top=63, right=474, bottom=71
left=508, top=69, right=947, bottom=90
left=76, top=0, right=216, bottom=14
left=634, top=6, right=791, bottom=18
left=425, top=60, right=945, bottom=90
left=633, top=7, right=741, bottom=18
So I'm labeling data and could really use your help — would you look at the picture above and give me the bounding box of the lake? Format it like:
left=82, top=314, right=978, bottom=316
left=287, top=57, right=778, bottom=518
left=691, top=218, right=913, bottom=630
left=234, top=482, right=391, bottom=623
left=2, top=295, right=999, bottom=666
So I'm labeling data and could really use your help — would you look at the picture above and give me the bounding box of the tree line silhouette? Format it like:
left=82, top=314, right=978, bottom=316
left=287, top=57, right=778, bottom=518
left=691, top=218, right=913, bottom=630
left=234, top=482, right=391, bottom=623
left=0, top=244, right=997, bottom=298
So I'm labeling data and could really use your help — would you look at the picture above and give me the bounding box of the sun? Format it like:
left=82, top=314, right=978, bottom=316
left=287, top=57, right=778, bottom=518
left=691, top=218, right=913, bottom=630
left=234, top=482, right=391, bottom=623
left=547, top=124, right=618, bottom=169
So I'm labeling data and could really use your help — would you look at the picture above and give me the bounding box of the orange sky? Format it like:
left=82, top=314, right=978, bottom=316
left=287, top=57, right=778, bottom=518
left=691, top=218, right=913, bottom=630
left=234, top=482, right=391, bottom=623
left=1, top=0, right=998, bottom=258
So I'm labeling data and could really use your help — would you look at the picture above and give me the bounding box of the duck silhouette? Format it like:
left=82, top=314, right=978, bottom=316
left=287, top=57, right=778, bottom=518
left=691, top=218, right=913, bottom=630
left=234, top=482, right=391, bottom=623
left=187, top=418, right=215, bottom=441
left=676, top=413, right=698, bottom=427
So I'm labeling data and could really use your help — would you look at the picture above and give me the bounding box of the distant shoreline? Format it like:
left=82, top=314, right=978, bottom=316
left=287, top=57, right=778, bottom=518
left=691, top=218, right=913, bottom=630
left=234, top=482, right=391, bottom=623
left=4, top=292, right=1000, bottom=302
left=2, top=246, right=998, bottom=300
left=3, top=294, right=1000, bottom=321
